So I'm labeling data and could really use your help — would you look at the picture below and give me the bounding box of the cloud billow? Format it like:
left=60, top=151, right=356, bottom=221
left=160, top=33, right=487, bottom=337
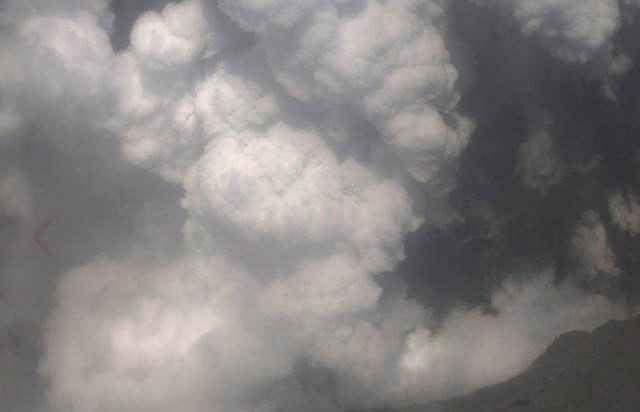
left=1, top=1, right=640, bottom=411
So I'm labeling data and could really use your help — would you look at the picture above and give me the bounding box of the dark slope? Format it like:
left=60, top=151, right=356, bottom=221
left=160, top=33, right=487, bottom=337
left=383, top=316, right=640, bottom=412
left=439, top=316, right=640, bottom=412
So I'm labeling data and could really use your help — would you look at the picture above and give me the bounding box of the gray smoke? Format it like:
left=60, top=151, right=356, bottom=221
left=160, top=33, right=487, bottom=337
left=1, top=1, right=640, bottom=411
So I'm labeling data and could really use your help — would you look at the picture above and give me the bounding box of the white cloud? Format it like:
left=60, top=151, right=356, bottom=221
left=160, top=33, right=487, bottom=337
left=43, top=257, right=630, bottom=411
left=517, top=125, right=566, bottom=193
left=0, top=1, right=634, bottom=411
left=218, top=0, right=472, bottom=182
left=183, top=122, right=419, bottom=272
left=397, top=272, right=628, bottom=401
left=474, top=0, right=620, bottom=63
left=130, top=0, right=227, bottom=70
left=0, top=169, right=33, bottom=218
left=20, top=11, right=114, bottom=100
left=517, top=120, right=599, bottom=193
left=194, top=61, right=281, bottom=139
left=41, top=255, right=294, bottom=412
left=106, top=0, right=239, bottom=182
left=218, top=0, right=318, bottom=33
left=602, top=54, right=634, bottom=101
left=0, top=109, right=21, bottom=149
left=609, top=189, right=640, bottom=236
left=608, top=54, right=633, bottom=77
left=571, top=211, right=620, bottom=280
left=39, top=253, right=426, bottom=411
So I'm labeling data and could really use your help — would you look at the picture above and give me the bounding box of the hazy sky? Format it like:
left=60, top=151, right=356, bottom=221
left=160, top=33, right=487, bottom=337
left=1, top=1, right=640, bottom=411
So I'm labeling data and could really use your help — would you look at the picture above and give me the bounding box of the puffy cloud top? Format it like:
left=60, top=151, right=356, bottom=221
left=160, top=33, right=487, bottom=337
left=1, top=1, right=638, bottom=411
left=218, top=0, right=319, bottom=33
left=474, top=0, right=620, bottom=63
left=571, top=211, right=620, bottom=280
left=183, top=122, right=418, bottom=271
left=609, top=190, right=640, bottom=236
left=131, top=0, right=226, bottom=70
left=219, top=0, right=473, bottom=182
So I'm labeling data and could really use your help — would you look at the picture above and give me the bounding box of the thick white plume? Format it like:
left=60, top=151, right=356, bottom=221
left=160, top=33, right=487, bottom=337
left=42, top=259, right=627, bottom=411
left=218, top=0, right=473, bottom=183
left=0, top=0, right=635, bottom=411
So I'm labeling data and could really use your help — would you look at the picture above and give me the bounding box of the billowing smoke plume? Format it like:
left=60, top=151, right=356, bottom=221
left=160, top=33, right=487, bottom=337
left=1, top=1, right=640, bottom=412
left=472, top=0, right=621, bottom=63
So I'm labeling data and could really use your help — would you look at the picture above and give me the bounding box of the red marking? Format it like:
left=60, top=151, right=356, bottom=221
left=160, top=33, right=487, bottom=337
left=33, top=219, right=53, bottom=256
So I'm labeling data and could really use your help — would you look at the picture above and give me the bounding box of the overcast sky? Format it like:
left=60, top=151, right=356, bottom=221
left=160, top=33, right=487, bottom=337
left=1, top=1, right=640, bottom=411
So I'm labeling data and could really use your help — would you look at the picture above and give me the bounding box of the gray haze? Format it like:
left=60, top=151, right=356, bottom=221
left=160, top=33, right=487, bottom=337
left=0, top=1, right=639, bottom=411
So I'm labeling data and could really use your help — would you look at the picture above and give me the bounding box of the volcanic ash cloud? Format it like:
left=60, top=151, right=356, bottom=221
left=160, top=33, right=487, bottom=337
left=0, top=1, right=633, bottom=411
